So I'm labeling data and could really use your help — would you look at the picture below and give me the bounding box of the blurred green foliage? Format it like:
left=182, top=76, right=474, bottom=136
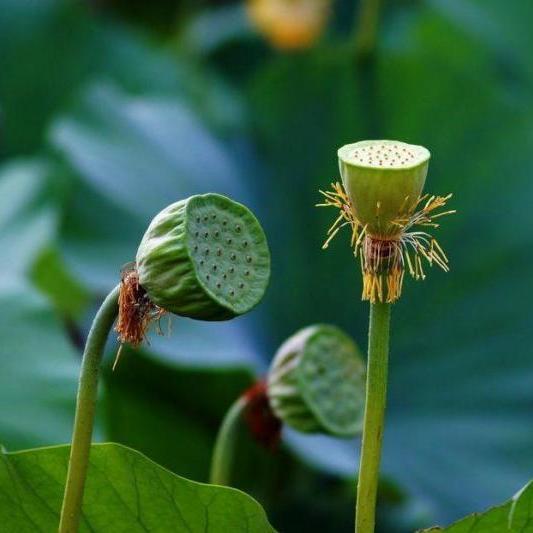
left=1, top=0, right=533, bottom=531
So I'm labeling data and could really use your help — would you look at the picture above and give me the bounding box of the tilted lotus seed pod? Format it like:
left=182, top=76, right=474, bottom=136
left=319, top=140, right=454, bottom=304
left=136, top=193, right=270, bottom=320
left=116, top=194, right=270, bottom=354
left=267, top=324, right=365, bottom=437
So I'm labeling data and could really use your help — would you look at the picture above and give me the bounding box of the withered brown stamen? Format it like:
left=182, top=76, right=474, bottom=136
left=114, top=266, right=165, bottom=369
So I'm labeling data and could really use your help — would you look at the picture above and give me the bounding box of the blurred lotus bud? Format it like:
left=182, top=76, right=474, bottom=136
left=267, top=324, right=365, bottom=436
left=247, top=0, right=330, bottom=50
left=136, top=193, right=271, bottom=321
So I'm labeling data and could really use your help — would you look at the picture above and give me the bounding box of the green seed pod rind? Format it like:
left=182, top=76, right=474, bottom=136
left=338, top=140, right=430, bottom=236
left=267, top=324, right=365, bottom=437
left=136, top=193, right=270, bottom=321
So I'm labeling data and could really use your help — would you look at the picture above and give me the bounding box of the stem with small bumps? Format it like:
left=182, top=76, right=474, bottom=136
left=59, top=286, right=120, bottom=533
left=355, top=302, right=391, bottom=533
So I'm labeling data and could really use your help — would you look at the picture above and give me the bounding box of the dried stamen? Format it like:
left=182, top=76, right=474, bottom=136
left=317, top=182, right=455, bottom=303
left=114, top=266, right=165, bottom=369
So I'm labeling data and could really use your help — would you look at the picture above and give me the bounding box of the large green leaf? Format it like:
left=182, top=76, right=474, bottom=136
left=0, top=442, right=275, bottom=532
left=421, top=481, right=533, bottom=532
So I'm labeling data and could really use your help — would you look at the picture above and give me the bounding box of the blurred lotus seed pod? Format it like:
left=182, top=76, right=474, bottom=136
left=267, top=324, right=365, bottom=437
left=136, top=193, right=270, bottom=321
left=338, top=140, right=430, bottom=237
left=247, top=0, right=330, bottom=50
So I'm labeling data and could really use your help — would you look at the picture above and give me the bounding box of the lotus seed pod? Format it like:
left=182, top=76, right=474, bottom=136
left=267, top=325, right=365, bottom=437
left=338, top=140, right=430, bottom=236
left=136, top=194, right=270, bottom=321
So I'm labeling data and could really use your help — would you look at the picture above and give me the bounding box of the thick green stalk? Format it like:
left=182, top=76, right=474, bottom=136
left=355, top=302, right=391, bottom=533
left=59, top=286, right=120, bottom=533
left=209, top=396, right=247, bottom=486
left=354, top=0, right=382, bottom=63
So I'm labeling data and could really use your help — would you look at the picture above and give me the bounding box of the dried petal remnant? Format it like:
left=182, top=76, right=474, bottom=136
left=243, top=381, right=282, bottom=451
left=114, top=267, right=164, bottom=368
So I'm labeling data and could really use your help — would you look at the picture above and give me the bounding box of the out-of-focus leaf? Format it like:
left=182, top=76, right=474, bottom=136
left=0, top=160, right=57, bottom=287
left=30, top=246, right=90, bottom=318
left=183, top=5, right=253, bottom=55
left=102, top=347, right=255, bottom=480
left=0, top=0, right=244, bottom=158
left=0, top=285, right=104, bottom=449
left=420, top=481, right=533, bottom=532
left=50, top=83, right=249, bottom=220
left=0, top=442, right=275, bottom=532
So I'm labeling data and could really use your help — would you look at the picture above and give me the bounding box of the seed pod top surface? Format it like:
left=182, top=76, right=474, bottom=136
left=136, top=193, right=270, bottom=321
left=267, top=324, right=365, bottom=437
left=338, top=140, right=430, bottom=236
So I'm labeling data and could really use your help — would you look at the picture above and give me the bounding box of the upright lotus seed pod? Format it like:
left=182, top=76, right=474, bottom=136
left=319, top=140, right=454, bottom=303
left=267, top=324, right=365, bottom=437
left=338, top=141, right=429, bottom=237
left=116, top=193, right=270, bottom=348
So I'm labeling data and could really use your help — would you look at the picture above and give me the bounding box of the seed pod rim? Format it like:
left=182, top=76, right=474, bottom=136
left=338, top=139, right=431, bottom=173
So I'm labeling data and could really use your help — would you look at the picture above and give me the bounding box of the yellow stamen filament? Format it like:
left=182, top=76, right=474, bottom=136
left=318, top=182, right=454, bottom=303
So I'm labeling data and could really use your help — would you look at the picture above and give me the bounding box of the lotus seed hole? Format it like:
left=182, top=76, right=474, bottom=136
left=348, top=141, right=428, bottom=169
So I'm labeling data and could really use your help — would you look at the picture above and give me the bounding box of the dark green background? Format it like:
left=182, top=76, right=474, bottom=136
left=1, top=0, right=532, bottom=531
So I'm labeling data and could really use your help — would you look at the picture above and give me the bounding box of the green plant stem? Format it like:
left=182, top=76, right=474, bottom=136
left=209, top=396, right=247, bottom=486
left=355, top=302, right=391, bottom=533
left=354, top=0, right=382, bottom=63
left=59, top=285, right=120, bottom=533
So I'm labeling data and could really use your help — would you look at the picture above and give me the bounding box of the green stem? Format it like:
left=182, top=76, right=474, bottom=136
left=355, top=302, right=391, bottom=533
left=209, top=396, right=247, bottom=486
left=59, top=286, right=120, bottom=533
left=354, top=0, right=382, bottom=63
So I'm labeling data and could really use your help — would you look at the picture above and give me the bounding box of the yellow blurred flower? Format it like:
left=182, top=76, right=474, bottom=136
left=247, top=0, right=330, bottom=50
